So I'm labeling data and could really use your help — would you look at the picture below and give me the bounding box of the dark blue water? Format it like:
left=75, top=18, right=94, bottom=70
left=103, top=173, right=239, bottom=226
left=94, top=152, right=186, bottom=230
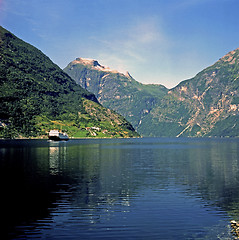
left=1, top=138, right=239, bottom=239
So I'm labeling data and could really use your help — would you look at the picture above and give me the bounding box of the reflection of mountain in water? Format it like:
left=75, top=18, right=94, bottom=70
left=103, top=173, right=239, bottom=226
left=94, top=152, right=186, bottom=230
left=1, top=139, right=239, bottom=238
left=0, top=140, right=71, bottom=239
left=180, top=140, right=239, bottom=220
left=74, top=139, right=239, bottom=221
left=47, top=139, right=239, bottom=223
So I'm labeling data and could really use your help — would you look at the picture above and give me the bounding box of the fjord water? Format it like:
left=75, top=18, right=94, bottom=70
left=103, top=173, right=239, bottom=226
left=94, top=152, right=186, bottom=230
left=1, top=138, right=239, bottom=239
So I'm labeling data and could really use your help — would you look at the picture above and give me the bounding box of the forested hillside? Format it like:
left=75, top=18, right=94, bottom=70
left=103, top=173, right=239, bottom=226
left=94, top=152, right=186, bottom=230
left=0, top=26, right=138, bottom=138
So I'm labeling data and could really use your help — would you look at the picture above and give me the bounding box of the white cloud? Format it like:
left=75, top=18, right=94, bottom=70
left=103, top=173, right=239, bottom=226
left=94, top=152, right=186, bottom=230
left=127, top=17, right=163, bottom=44
left=97, top=54, right=129, bottom=74
left=91, top=16, right=168, bottom=71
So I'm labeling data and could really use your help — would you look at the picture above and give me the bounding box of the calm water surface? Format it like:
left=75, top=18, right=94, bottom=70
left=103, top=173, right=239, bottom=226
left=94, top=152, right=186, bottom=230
left=1, top=138, right=239, bottom=239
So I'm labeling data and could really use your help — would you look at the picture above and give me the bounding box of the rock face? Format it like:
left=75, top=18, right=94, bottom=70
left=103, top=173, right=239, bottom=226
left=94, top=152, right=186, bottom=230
left=64, top=49, right=239, bottom=137
left=231, top=220, right=239, bottom=238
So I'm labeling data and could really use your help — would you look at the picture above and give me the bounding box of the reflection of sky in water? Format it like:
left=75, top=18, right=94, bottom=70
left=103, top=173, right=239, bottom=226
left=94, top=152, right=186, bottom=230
left=49, top=142, right=67, bottom=175
left=49, top=147, right=59, bottom=175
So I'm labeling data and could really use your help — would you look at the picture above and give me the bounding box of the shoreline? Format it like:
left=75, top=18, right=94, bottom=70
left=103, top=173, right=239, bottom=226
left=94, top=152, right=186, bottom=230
left=0, top=136, right=238, bottom=140
left=0, top=136, right=141, bottom=140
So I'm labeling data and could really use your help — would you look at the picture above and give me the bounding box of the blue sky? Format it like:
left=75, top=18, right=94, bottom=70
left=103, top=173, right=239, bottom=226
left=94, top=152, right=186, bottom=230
left=1, top=0, right=239, bottom=88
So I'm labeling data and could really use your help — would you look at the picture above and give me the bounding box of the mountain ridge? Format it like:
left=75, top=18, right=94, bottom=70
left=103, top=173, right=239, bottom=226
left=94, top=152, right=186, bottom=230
left=64, top=49, right=239, bottom=137
left=64, top=58, right=168, bottom=132
left=166, top=47, right=239, bottom=136
left=70, top=57, right=131, bottom=76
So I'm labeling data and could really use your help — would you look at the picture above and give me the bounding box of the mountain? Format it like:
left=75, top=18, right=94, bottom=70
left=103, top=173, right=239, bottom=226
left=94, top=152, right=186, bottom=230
left=64, top=51, right=239, bottom=137
left=0, top=26, right=139, bottom=138
left=64, top=58, right=168, bottom=133
left=161, top=48, right=239, bottom=137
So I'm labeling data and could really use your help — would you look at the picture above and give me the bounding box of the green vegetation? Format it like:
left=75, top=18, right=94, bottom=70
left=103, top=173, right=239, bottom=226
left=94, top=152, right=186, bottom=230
left=64, top=60, right=168, bottom=135
left=207, top=116, right=239, bottom=137
left=65, top=48, right=239, bottom=137
left=0, top=26, right=139, bottom=139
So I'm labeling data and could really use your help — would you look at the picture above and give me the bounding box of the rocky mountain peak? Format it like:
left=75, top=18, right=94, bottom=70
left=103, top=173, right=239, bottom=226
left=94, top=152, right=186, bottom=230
left=71, top=58, right=129, bottom=76
left=73, top=58, right=101, bottom=67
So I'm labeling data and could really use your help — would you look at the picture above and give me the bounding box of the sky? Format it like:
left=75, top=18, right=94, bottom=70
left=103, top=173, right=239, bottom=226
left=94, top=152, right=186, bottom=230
left=1, top=0, right=239, bottom=88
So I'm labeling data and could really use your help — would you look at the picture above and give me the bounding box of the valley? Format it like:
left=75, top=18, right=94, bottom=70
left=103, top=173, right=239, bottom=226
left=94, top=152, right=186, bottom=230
left=64, top=50, right=239, bottom=137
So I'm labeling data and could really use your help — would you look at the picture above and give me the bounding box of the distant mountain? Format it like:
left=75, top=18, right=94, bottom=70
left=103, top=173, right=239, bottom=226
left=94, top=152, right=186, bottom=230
left=64, top=50, right=239, bottom=137
left=0, top=26, right=138, bottom=138
left=64, top=58, right=168, bottom=134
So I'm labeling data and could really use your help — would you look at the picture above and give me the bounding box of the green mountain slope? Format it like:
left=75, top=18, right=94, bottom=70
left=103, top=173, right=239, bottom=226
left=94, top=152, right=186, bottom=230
left=0, top=26, right=138, bottom=138
left=64, top=50, right=239, bottom=137
left=64, top=58, right=168, bottom=133
left=162, top=48, right=239, bottom=137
